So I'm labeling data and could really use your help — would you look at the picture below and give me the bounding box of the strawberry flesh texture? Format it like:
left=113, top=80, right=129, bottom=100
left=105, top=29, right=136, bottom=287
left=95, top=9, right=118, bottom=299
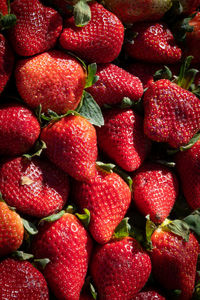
left=132, top=289, right=166, bottom=299
left=0, top=0, right=8, bottom=15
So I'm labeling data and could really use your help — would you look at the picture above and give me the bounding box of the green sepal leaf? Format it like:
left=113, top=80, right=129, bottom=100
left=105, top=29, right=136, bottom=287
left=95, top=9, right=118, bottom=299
left=145, top=215, right=157, bottom=248
left=180, top=132, right=200, bottom=151
left=76, top=208, right=90, bottom=228
left=114, top=218, right=131, bottom=239
left=120, top=97, right=134, bottom=109
left=22, top=218, right=38, bottom=235
left=163, top=0, right=183, bottom=24
left=177, top=56, right=198, bottom=90
left=152, top=159, right=176, bottom=168
left=183, top=209, right=200, bottom=236
left=162, top=219, right=190, bottom=242
left=85, top=63, right=99, bottom=88
left=34, top=258, right=50, bottom=270
left=0, top=13, right=17, bottom=30
left=0, top=192, right=5, bottom=203
left=41, top=109, right=80, bottom=123
left=96, top=161, right=115, bottom=173
left=11, top=251, right=34, bottom=261
left=23, top=140, right=47, bottom=160
left=73, top=0, right=91, bottom=27
left=90, top=283, right=97, bottom=300
left=39, top=210, right=65, bottom=225
left=153, top=66, right=173, bottom=81
left=66, top=204, right=76, bottom=214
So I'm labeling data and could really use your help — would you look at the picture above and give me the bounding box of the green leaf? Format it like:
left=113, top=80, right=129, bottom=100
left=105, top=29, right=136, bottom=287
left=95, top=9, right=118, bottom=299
left=0, top=13, right=17, bottom=30
left=23, top=140, right=47, bottom=160
left=153, top=159, right=176, bottom=168
left=162, top=219, right=190, bottom=242
left=39, top=210, right=65, bottom=225
left=40, top=109, right=80, bottom=123
left=34, top=258, right=50, bottom=270
left=180, top=132, right=200, bottom=151
left=145, top=215, right=157, bottom=246
left=114, top=218, right=131, bottom=239
left=11, top=251, right=34, bottom=261
left=85, top=63, right=99, bottom=88
left=76, top=208, right=90, bottom=228
left=78, top=91, right=104, bottom=127
left=183, top=210, right=200, bottom=236
left=66, top=205, right=76, bottom=214
left=22, top=218, right=38, bottom=235
left=73, top=0, right=91, bottom=27
left=177, top=56, right=197, bottom=90
left=90, top=283, right=97, bottom=300
left=96, top=161, right=115, bottom=173
left=153, top=66, right=173, bottom=81
left=120, top=97, right=134, bottom=109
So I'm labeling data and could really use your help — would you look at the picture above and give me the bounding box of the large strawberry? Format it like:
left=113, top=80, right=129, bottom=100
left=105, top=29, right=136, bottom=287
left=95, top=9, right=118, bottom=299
left=0, top=157, right=70, bottom=218
left=90, top=237, right=152, bottom=299
left=41, top=114, right=98, bottom=182
left=132, top=289, right=166, bottom=299
left=32, top=213, right=93, bottom=300
left=0, top=102, right=40, bottom=156
left=86, top=64, right=143, bottom=107
left=143, top=79, right=200, bottom=148
left=0, top=258, right=49, bottom=299
left=72, top=166, right=131, bottom=244
left=59, top=2, right=124, bottom=63
left=96, top=108, right=151, bottom=172
left=125, top=22, right=182, bottom=64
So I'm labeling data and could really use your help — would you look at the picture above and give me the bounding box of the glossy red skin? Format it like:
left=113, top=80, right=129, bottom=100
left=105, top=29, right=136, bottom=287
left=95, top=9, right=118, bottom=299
left=143, top=79, right=200, bottom=148
left=15, top=50, right=86, bottom=114
left=151, top=230, right=199, bottom=300
left=59, top=2, right=124, bottom=63
left=0, top=102, right=40, bottom=156
left=73, top=167, right=131, bottom=244
left=9, top=0, right=63, bottom=56
left=96, top=109, right=151, bottom=172
left=0, top=0, right=8, bottom=15
left=90, top=237, right=152, bottom=299
left=0, top=157, right=69, bottom=218
left=0, top=258, right=49, bottom=300
left=184, top=12, right=200, bottom=63
left=86, top=64, right=143, bottom=107
left=132, top=289, right=166, bottom=299
left=32, top=213, right=93, bottom=300
left=125, top=22, right=182, bottom=64
left=0, top=34, right=14, bottom=94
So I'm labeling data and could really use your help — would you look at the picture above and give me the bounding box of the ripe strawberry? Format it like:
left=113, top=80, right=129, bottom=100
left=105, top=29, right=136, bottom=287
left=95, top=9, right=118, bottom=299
left=96, top=108, right=151, bottom=172
left=59, top=2, right=124, bottom=63
left=0, top=201, right=24, bottom=257
left=132, top=162, right=178, bottom=224
left=73, top=166, right=131, bottom=244
left=0, top=258, right=49, bottom=299
left=104, top=0, right=172, bottom=24
left=132, top=289, right=166, bottom=299
left=32, top=213, right=93, bottom=300
left=41, top=115, right=98, bottom=182
left=180, top=0, right=200, bottom=14
left=86, top=64, right=143, bottom=107
left=0, top=102, right=40, bottom=156
left=90, top=237, right=152, bottom=299
left=125, top=22, right=182, bottom=64
left=8, top=0, right=62, bottom=56
left=15, top=50, right=86, bottom=114
left=0, top=0, right=8, bottom=15
left=143, top=79, right=200, bottom=148
left=0, top=157, right=70, bottom=218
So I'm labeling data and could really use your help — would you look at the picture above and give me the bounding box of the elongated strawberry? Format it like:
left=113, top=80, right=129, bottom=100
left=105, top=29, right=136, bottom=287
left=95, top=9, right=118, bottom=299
left=59, top=2, right=124, bottom=63
left=0, top=102, right=40, bottom=156
left=90, top=237, right=152, bottom=299
left=0, top=258, right=49, bottom=299
left=132, top=289, right=166, bottom=299
left=32, top=213, right=93, bottom=300
left=0, top=157, right=69, bottom=218
left=86, top=64, right=143, bottom=107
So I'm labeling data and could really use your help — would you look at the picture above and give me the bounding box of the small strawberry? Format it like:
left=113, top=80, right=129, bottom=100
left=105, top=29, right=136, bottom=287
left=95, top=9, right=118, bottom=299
left=59, top=2, right=124, bottom=63
left=96, top=108, right=151, bottom=172
left=0, top=258, right=49, bottom=299
left=86, top=64, right=143, bottom=107
left=125, top=22, right=182, bottom=64
left=0, top=102, right=40, bottom=156
left=132, top=289, right=166, bottom=299
left=15, top=50, right=86, bottom=114
left=41, top=114, right=98, bottom=182
left=0, top=157, right=70, bottom=218
left=0, top=201, right=24, bottom=257
left=90, top=237, right=152, bottom=299
left=143, top=79, right=200, bottom=148
left=32, top=213, right=93, bottom=300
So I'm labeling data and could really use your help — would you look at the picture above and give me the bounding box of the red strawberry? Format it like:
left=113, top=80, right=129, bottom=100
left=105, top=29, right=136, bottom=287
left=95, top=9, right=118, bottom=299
left=32, top=213, right=93, bottom=300
left=0, top=157, right=70, bottom=218
left=0, top=258, right=49, bottom=299
left=0, top=0, right=8, bottom=15
left=180, top=0, right=200, bottom=14
left=132, top=162, right=178, bottom=224
left=96, top=108, right=151, bottom=172
left=86, top=64, right=143, bottom=107
left=15, top=50, right=86, bottom=114
left=0, top=34, right=14, bottom=94
left=143, top=79, right=200, bottom=148
left=8, top=0, right=62, bottom=56
left=41, top=115, right=98, bottom=182
left=73, top=166, right=131, bottom=244
left=0, top=102, right=40, bottom=156
left=59, top=2, right=124, bottom=63
left=0, top=201, right=24, bottom=256
left=133, top=289, right=166, bottom=299
left=125, top=22, right=182, bottom=64
left=90, top=237, right=152, bottom=299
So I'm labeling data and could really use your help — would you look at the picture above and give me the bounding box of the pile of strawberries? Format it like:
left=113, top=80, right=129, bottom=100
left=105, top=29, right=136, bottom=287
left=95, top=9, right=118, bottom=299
left=1, top=0, right=200, bottom=299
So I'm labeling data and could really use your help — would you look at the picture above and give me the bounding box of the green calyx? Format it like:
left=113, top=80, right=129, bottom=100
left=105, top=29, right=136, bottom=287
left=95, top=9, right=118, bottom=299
left=177, top=56, right=199, bottom=90
left=0, top=0, right=17, bottom=30
left=160, top=218, right=190, bottom=242
left=113, top=218, right=131, bottom=239
left=39, top=210, right=65, bottom=225
left=76, top=208, right=90, bottom=228
left=73, top=0, right=92, bottom=27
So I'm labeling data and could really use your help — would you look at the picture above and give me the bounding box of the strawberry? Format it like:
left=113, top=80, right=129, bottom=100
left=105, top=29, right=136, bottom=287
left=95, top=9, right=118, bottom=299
left=132, top=162, right=178, bottom=224
left=0, top=201, right=24, bottom=256
left=96, top=108, right=151, bottom=172
left=179, top=0, right=200, bottom=14
left=90, top=237, right=152, bottom=299
left=0, top=157, right=70, bottom=218
left=104, top=0, right=172, bottom=24
left=8, top=0, right=62, bottom=56
left=86, top=64, right=143, bottom=107
left=132, top=289, right=166, bottom=299
left=59, top=2, right=124, bottom=63
left=0, top=102, right=40, bottom=156
left=125, top=22, right=182, bottom=64
left=0, top=0, right=8, bottom=15
left=0, top=258, right=49, bottom=299
left=15, top=50, right=86, bottom=114
left=32, top=213, right=93, bottom=300
left=41, top=114, right=98, bottom=182
left=72, top=166, right=131, bottom=244
left=143, top=79, right=200, bottom=148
